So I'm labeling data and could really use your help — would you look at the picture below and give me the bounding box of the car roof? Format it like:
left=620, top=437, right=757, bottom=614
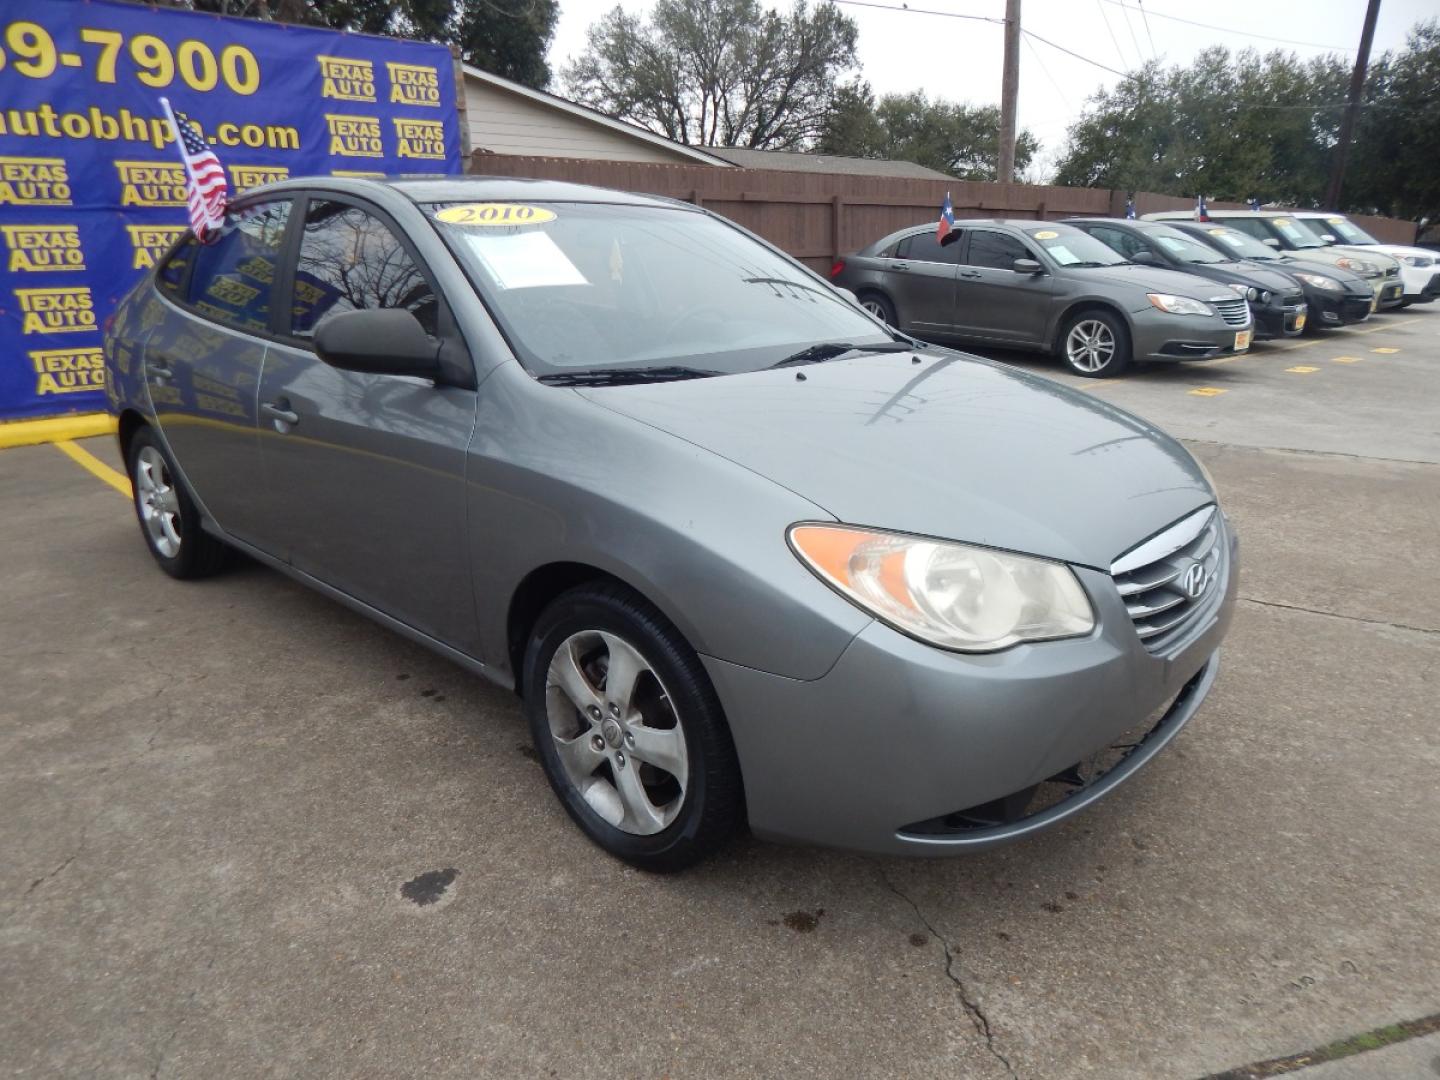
left=1063, top=218, right=1176, bottom=231
left=234, top=174, right=698, bottom=212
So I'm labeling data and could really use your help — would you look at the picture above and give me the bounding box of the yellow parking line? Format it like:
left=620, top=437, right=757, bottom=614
left=1371, top=347, right=1400, bottom=354
left=1273, top=339, right=1322, bottom=353
left=1353, top=318, right=1419, bottom=334
left=53, top=439, right=130, bottom=497
left=1285, top=365, right=1320, bottom=374
left=1332, top=356, right=1361, bottom=363
left=1189, top=387, right=1228, bottom=396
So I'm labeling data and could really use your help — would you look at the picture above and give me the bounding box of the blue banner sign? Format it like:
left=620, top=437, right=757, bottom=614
left=0, top=0, right=461, bottom=420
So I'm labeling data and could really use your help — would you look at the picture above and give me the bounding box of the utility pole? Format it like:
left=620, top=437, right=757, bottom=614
left=1325, top=0, right=1381, bottom=209
left=998, top=0, right=1020, bottom=183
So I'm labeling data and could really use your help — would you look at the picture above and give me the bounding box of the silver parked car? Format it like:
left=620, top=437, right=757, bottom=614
left=105, top=178, right=1238, bottom=869
left=830, top=220, right=1254, bottom=377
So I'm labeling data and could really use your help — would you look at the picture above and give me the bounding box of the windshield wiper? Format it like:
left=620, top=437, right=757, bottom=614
left=538, top=365, right=721, bottom=387
left=1069, top=261, right=1114, bottom=268
left=769, top=341, right=916, bottom=369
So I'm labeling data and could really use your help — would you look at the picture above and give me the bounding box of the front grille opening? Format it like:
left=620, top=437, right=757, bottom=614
left=1111, top=506, right=1225, bottom=655
left=1212, top=297, right=1250, bottom=326
left=897, top=674, right=1199, bottom=839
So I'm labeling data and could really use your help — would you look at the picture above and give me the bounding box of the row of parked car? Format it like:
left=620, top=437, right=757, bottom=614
left=832, top=210, right=1439, bottom=377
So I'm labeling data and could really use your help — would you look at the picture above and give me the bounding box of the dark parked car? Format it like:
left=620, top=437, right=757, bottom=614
left=1064, top=218, right=1306, bottom=339
left=831, top=220, right=1253, bottom=378
left=104, top=177, right=1237, bottom=869
left=1168, top=222, right=1376, bottom=329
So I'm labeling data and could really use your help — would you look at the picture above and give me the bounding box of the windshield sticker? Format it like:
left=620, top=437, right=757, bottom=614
left=462, top=230, right=587, bottom=290
left=1326, top=217, right=1344, bottom=224
left=1208, top=228, right=1228, bottom=235
left=1032, top=229, right=1059, bottom=240
left=1273, top=218, right=1292, bottom=226
left=1046, top=244, right=1079, bottom=265
left=434, top=203, right=557, bottom=227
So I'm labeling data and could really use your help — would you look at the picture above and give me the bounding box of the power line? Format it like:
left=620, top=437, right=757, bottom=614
left=1022, top=30, right=1071, bottom=110
left=1136, top=0, right=1158, bottom=60
left=1094, top=0, right=1133, bottom=71
left=1098, top=0, right=1349, bottom=53
left=1021, top=28, right=1132, bottom=79
left=1118, top=2, right=1145, bottom=65
left=827, top=0, right=1001, bottom=25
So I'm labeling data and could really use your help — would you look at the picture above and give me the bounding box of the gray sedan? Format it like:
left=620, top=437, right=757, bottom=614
left=831, top=220, right=1254, bottom=377
left=105, top=177, right=1237, bottom=869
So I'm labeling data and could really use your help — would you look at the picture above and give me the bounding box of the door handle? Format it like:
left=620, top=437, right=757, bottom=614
left=959, top=270, right=982, bottom=279
left=148, top=362, right=174, bottom=380
left=261, top=400, right=300, bottom=426
left=891, top=262, right=910, bottom=272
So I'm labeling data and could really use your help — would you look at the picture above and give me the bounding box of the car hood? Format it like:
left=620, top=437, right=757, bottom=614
left=1369, top=243, right=1435, bottom=262
left=1276, top=258, right=1370, bottom=290
left=580, top=350, right=1213, bottom=570
left=1067, top=263, right=1238, bottom=300
left=1170, top=261, right=1301, bottom=294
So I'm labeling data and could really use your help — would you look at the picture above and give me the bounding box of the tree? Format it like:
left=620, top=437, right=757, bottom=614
left=820, top=88, right=1038, bottom=179
left=562, top=0, right=860, bottom=150
left=136, top=0, right=558, bottom=88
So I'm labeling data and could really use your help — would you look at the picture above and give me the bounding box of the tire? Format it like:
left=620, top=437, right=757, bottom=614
left=1058, top=309, right=1132, bottom=378
left=126, top=425, right=228, bottom=579
left=858, top=291, right=897, bottom=327
left=522, top=582, right=744, bottom=872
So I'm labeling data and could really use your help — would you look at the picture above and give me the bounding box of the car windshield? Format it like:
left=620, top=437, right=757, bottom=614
left=427, top=201, right=894, bottom=377
left=1265, top=217, right=1324, bottom=249
left=1147, top=227, right=1227, bottom=264
left=1304, top=216, right=1380, bottom=246
left=1022, top=224, right=1127, bottom=267
left=1200, top=227, right=1278, bottom=261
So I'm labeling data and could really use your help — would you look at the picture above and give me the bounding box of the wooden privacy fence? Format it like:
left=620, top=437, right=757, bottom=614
left=467, top=153, right=1419, bottom=267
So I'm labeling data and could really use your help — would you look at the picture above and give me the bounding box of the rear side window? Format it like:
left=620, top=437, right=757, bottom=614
left=964, top=230, right=1032, bottom=270
left=183, top=200, right=293, bottom=333
left=898, top=231, right=961, bottom=264
left=289, top=200, right=438, bottom=338
left=157, top=236, right=197, bottom=300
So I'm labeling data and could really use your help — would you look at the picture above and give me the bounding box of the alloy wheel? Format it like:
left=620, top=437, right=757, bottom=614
left=1066, top=319, right=1116, bottom=373
left=544, top=630, right=689, bottom=835
left=134, top=445, right=182, bottom=558
left=861, top=298, right=889, bottom=323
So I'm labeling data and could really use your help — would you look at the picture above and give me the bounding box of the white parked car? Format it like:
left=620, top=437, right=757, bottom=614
left=1286, top=212, right=1439, bottom=307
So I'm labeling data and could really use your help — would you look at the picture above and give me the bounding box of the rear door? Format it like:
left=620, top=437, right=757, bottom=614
left=888, top=230, right=961, bottom=335
left=254, top=193, right=480, bottom=653
left=951, top=228, right=1054, bottom=344
left=146, top=199, right=293, bottom=548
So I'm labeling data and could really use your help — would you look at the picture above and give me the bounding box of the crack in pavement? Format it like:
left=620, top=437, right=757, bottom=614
left=150, top=955, right=215, bottom=1079
left=876, top=864, right=1019, bottom=1079
left=1178, top=436, right=1440, bottom=468
left=23, top=826, right=86, bottom=898
left=1240, top=595, right=1439, bottom=636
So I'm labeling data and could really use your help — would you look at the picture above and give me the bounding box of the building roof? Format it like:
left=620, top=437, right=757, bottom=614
left=461, top=66, right=733, bottom=167
left=700, top=147, right=954, bottom=180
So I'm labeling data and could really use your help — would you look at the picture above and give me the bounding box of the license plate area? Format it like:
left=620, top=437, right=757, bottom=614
left=1234, top=329, right=1251, bottom=351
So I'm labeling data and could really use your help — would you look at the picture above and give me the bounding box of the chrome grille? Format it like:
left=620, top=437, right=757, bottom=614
left=1111, top=507, right=1224, bottom=653
left=1211, top=297, right=1249, bottom=326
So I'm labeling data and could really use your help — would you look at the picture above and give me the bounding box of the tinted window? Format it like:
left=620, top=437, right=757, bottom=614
left=1021, top=224, right=1127, bottom=266
left=1224, top=218, right=1275, bottom=242
left=157, top=236, right=197, bottom=300
left=1087, top=226, right=1145, bottom=260
left=1148, top=227, right=1226, bottom=263
left=1202, top=226, right=1277, bottom=260
left=898, top=231, right=961, bottom=264
left=290, top=200, right=438, bottom=338
left=1267, top=217, right=1324, bottom=249
left=183, top=201, right=291, bottom=333
left=964, top=230, right=1031, bottom=270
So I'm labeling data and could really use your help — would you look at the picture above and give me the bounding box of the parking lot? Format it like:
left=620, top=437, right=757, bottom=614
left=3, top=310, right=1437, bottom=1079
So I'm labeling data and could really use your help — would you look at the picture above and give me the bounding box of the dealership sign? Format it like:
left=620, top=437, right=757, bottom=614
left=0, top=0, right=462, bottom=420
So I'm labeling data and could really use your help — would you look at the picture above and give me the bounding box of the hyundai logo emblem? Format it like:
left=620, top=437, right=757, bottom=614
left=1181, top=562, right=1209, bottom=600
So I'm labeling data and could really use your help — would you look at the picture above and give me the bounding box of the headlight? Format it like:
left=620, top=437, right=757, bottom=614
left=1147, top=293, right=1213, bottom=316
left=1293, top=271, right=1339, bottom=289
left=788, top=524, right=1094, bottom=652
left=1335, top=257, right=1375, bottom=275
left=1401, top=254, right=1433, bottom=267
left=1226, top=283, right=1257, bottom=301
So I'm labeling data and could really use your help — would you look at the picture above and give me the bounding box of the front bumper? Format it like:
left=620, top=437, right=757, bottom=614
left=1253, top=302, right=1306, bottom=339
left=1375, top=279, right=1405, bottom=309
left=705, top=521, right=1240, bottom=856
left=1408, top=269, right=1440, bottom=302
left=1130, top=309, right=1253, bottom=362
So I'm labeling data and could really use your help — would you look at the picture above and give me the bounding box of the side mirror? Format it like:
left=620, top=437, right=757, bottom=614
left=1263, top=237, right=1281, bottom=248
left=1130, top=250, right=1158, bottom=265
left=1320, top=233, right=1337, bottom=242
left=314, top=308, right=441, bottom=379
left=1012, top=258, right=1043, bottom=274
left=834, top=285, right=861, bottom=306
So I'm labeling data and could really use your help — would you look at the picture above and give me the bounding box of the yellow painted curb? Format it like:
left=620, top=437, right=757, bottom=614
left=0, top=413, right=117, bottom=450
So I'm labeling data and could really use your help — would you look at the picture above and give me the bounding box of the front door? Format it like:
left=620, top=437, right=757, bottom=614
left=952, top=228, right=1054, bottom=345
left=146, top=199, right=293, bottom=548
left=889, top=230, right=961, bottom=335
left=255, top=195, right=479, bottom=654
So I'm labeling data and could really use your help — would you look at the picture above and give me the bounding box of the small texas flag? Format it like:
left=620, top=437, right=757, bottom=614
left=1194, top=194, right=1210, bottom=222
left=937, top=190, right=956, bottom=243
left=160, top=97, right=228, bottom=242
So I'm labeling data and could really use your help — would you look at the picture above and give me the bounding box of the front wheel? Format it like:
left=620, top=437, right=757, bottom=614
left=127, top=425, right=228, bottom=579
left=858, top=291, right=897, bottom=326
left=1059, top=310, right=1132, bottom=378
left=523, top=582, right=744, bottom=872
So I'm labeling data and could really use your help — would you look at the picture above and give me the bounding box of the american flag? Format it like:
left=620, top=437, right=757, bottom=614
left=160, top=98, right=228, bottom=241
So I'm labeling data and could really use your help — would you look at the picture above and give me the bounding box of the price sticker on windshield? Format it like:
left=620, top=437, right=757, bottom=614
left=434, top=204, right=557, bottom=227
left=1032, top=230, right=1059, bottom=240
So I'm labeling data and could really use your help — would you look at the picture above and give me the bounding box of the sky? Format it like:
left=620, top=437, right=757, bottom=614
left=544, top=0, right=1437, bottom=177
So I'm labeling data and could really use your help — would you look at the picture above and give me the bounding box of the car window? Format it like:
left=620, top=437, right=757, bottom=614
left=1199, top=226, right=1279, bottom=261
left=898, top=231, right=960, bottom=264
left=1265, top=217, right=1323, bottom=249
left=1087, top=226, right=1145, bottom=260
left=963, top=230, right=1032, bottom=270
left=1222, top=218, right=1272, bottom=243
left=157, top=236, right=198, bottom=301
left=182, top=200, right=292, bottom=334
left=1020, top=224, right=1127, bottom=267
left=1320, top=216, right=1379, bottom=245
left=1148, top=227, right=1227, bottom=264
left=290, top=200, right=439, bottom=338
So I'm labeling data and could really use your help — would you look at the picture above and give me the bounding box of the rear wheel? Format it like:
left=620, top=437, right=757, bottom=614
left=523, top=582, right=744, bottom=872
left=126, top=426, right=228, bottom=579
left=858, top=291, right=897, bottom=326
left=1059, top=309, right=1131, bottom=378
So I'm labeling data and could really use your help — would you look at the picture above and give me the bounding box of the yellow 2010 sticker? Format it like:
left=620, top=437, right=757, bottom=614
left=434, top=203, right=557, bottom=226
left=1032, top=229, right=1059, bottom=239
